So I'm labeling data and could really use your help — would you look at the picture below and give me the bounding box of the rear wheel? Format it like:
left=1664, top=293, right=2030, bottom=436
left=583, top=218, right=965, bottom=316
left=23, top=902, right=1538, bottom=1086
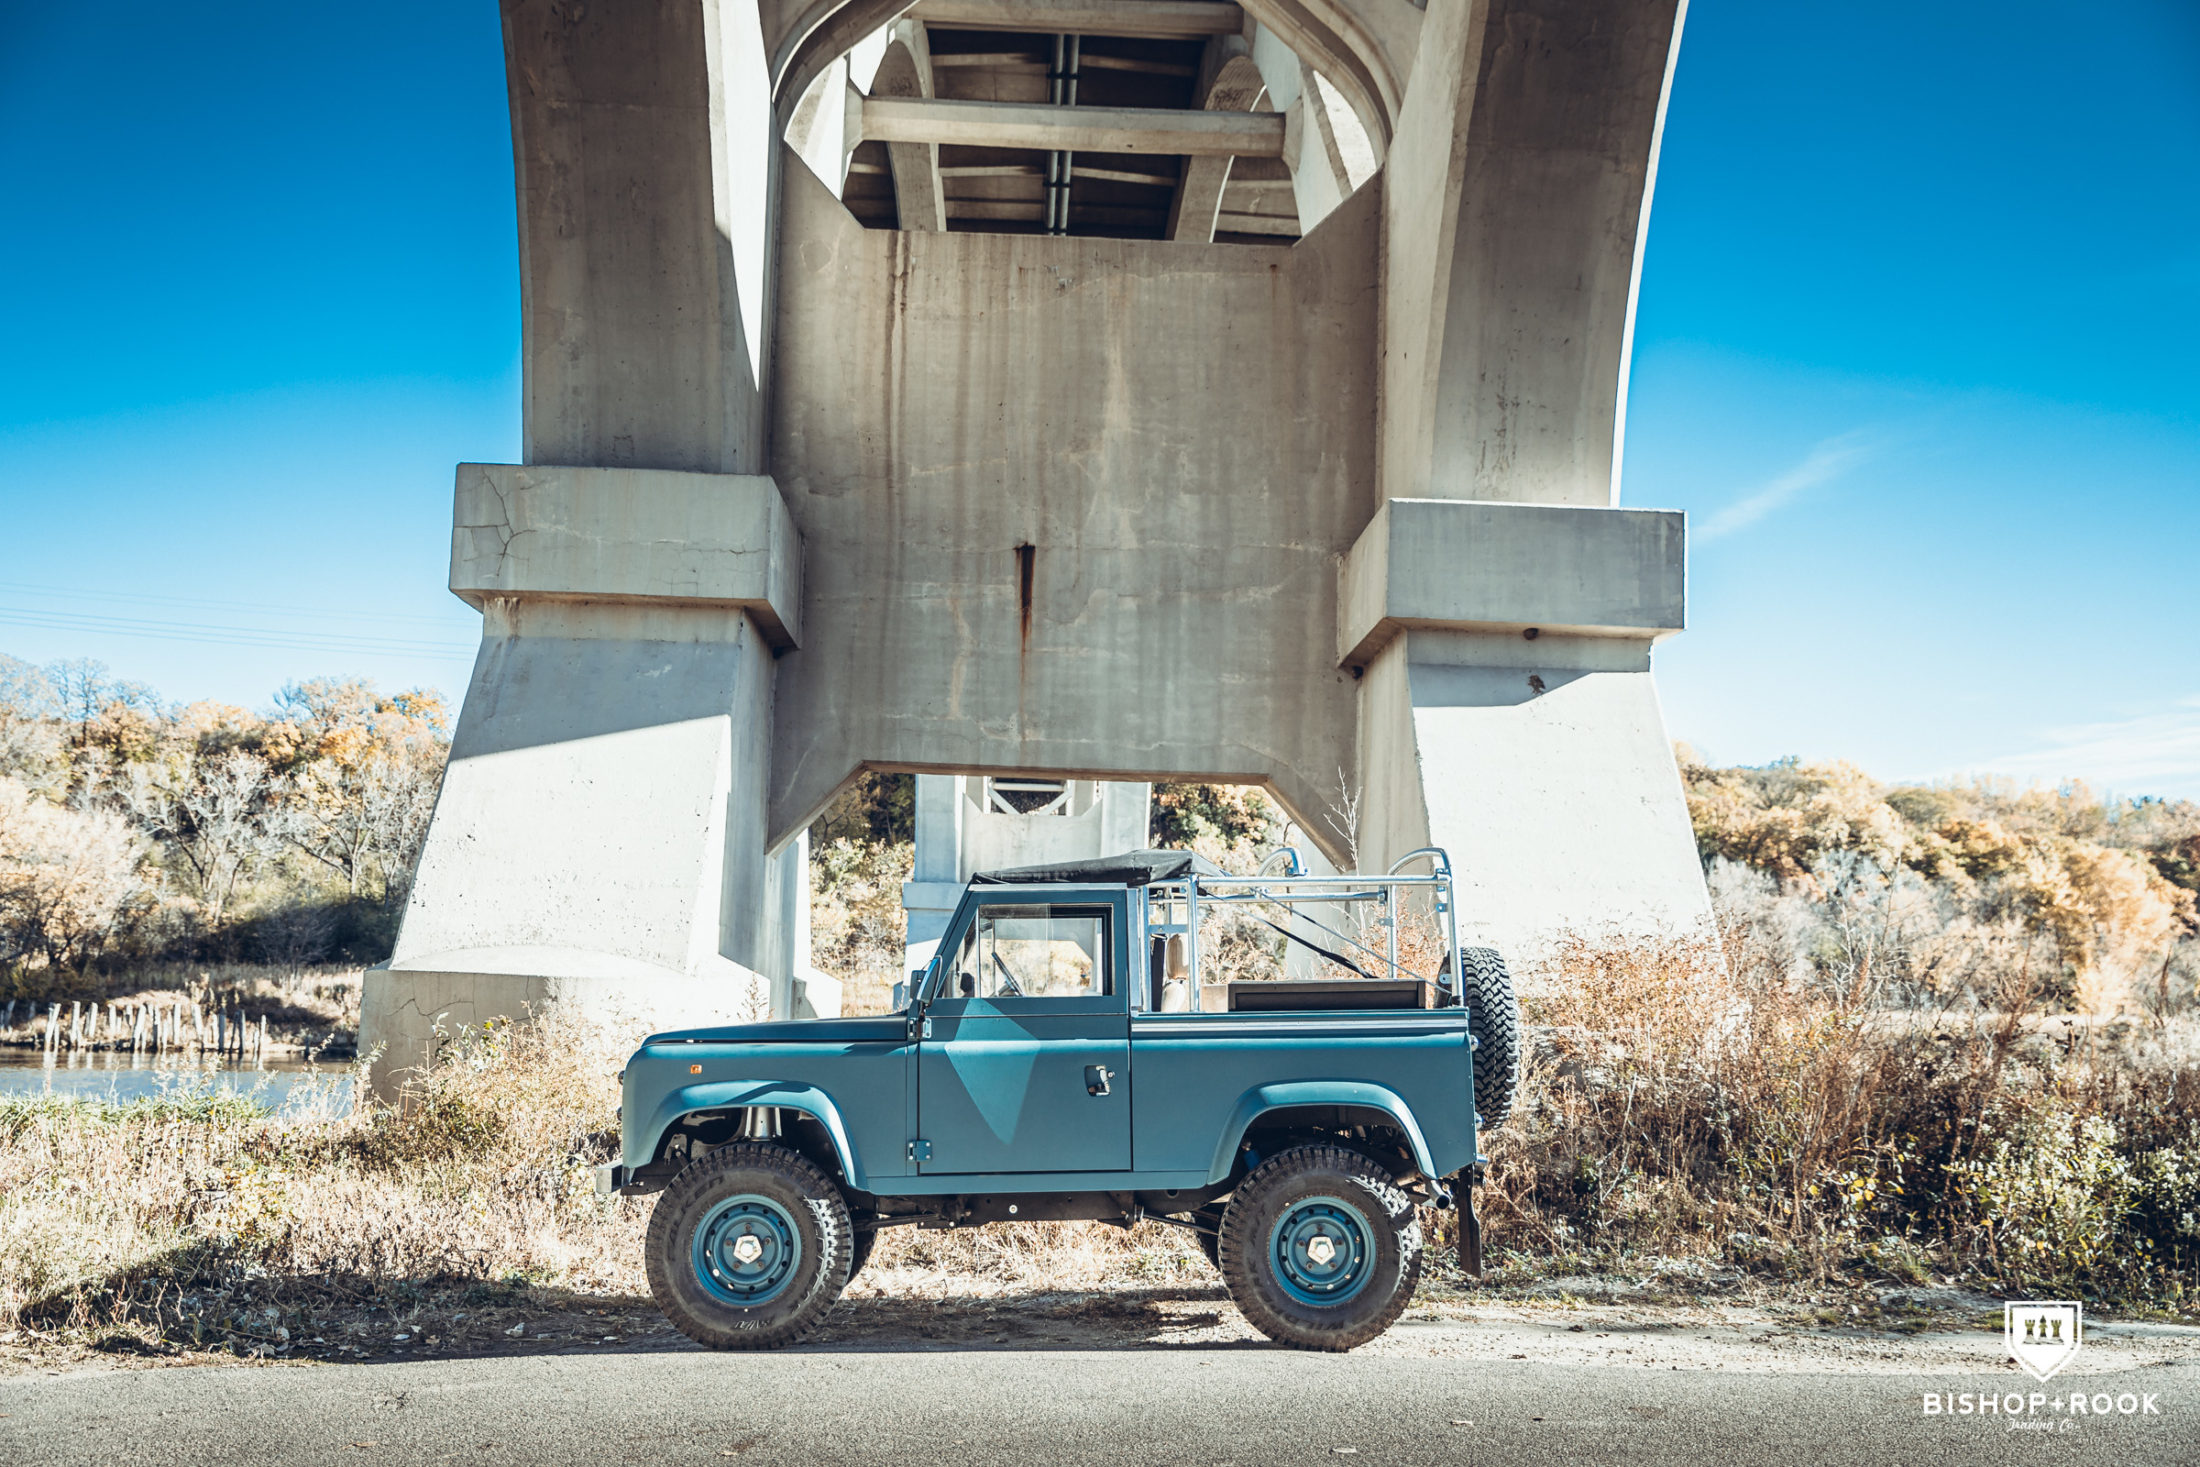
left=645, top=1142, right=851, bottom=1350
left=846, top=1218, right=879, bottom=1283
left=1217, top=1146, right=1422, bottom=1351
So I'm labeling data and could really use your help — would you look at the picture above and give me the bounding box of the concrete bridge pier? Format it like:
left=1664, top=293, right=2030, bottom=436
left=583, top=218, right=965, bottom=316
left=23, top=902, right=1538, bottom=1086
left=1346, top=0, right=1707, bottom=964
left=361, top=0, right=805, bottom=1094
left=366, top=0, right=1717, bottom=1097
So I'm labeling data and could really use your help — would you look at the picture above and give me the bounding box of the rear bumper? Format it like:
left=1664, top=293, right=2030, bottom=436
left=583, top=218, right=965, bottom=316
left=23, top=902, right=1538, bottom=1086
left=593, top=1163, right=630, bottom=1196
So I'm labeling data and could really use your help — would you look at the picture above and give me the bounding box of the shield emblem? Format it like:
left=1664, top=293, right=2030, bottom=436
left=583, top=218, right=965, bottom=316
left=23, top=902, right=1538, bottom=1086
left=2005, top=1301, right=2083, bottom=1382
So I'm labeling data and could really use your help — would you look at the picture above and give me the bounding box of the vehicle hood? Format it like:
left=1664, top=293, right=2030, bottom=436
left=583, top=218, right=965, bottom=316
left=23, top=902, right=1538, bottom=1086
left=641, top=1015, right=906, bottom=1048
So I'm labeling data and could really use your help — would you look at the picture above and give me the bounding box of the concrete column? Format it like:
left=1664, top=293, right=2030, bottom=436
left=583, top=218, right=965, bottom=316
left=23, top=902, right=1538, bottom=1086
left=1429, top=0, right=1684, bottom=506
left=902, top=774, right=968, bottom=964
left=363, top=460, right=806, bottom=1095
left=1349, top=0, right=1706, bottom=968
left=1344, top=499, right=1710, bottom=968
left=360, top=2, right=803, bottom=1099
left=505, top=0, right=779, bottom=475
left=902, top=775, right=1154, bottom=964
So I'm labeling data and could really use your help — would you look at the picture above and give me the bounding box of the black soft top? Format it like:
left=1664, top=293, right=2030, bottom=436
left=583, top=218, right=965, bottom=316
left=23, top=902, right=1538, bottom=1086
left=969, top=849, right=1227, bottom=889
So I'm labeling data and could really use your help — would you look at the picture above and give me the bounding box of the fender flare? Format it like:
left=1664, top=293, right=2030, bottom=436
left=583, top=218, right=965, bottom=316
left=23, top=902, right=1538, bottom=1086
left=1206, top=1080, right=1438, bottom=1185
left=631, top=1080, right=867, bottom=1192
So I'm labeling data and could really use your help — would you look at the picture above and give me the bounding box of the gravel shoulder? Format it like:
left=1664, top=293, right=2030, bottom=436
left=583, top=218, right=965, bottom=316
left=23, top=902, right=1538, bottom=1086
left=7, top=1268, right=2195, bottom=1382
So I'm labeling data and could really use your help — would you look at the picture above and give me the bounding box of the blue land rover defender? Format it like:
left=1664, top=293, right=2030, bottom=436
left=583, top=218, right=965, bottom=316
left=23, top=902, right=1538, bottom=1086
left=600, top=849, right=1519, bottom=1351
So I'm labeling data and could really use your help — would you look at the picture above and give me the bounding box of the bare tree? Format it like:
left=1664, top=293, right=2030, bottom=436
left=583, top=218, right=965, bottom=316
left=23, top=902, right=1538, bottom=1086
left=1324, top=766, right=1361, bottom=871
left=122, top=751, right=278, bottom=929
left=272, top=752, right=441, bottom=902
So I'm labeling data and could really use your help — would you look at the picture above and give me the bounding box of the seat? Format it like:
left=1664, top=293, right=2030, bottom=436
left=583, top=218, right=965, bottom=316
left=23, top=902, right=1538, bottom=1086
left=1155, top=934, right=1193, bottom=1012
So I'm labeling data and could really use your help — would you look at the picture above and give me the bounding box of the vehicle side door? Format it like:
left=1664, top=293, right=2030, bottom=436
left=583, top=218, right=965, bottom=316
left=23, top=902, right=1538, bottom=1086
left=917, top=889, right=1130, bottom=1175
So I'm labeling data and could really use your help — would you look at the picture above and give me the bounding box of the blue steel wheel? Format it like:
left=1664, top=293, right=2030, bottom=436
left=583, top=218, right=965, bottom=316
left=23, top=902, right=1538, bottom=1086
left=691, top=1194, right=804, bottom=1306
left=1218, top=1145, right=1423, bottom=1351
left=1269, top=1194, right=1377, bottom=1307
left=644, top=1141, right=851, bottom=1350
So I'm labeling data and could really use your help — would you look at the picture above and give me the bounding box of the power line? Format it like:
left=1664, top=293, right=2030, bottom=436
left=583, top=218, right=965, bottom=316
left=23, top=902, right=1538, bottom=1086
left=0, top=605, right=477, bottom=661
left=0, top=578, right=468, bottom=630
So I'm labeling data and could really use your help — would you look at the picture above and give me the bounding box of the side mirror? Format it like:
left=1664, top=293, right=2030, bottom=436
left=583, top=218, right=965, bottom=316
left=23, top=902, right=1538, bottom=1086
left=891, top=980, right=909, bottom=1012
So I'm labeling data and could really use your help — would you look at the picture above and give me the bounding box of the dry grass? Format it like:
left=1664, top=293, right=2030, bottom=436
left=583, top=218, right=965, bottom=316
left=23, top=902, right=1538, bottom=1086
left=0, top=1011, right=644, bottom=1359
left=0, top=1007, right=1209, bottom=1366
left=1479, top=930, right=2200, bottom=1312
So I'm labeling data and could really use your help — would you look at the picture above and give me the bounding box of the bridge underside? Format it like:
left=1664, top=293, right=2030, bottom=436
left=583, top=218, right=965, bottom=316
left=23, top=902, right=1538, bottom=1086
left=363, top=0, right=1711, bottom=1092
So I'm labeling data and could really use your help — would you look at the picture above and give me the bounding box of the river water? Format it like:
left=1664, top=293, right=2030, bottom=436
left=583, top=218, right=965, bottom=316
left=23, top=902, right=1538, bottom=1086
left=0, top=1048, right=356, bottom=1117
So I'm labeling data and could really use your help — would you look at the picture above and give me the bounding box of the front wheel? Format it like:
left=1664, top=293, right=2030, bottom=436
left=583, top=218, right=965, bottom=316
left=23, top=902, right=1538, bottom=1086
left=1217, top=1146, right=1422, bottom=1351
left=645, top=1142, right=851, bottom=1350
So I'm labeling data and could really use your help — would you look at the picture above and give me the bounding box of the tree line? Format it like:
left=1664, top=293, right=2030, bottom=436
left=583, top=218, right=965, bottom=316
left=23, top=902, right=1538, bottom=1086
left=0, top=654, right=448, bottom=986
left=1684, top=752, right=2200, bottom=1017
left=7, top=647, right=2195, bottom=1020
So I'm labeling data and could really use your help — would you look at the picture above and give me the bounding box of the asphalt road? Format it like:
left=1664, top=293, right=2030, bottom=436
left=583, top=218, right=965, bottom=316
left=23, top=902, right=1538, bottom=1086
left=3, top=1342, right=2193, bottom=1467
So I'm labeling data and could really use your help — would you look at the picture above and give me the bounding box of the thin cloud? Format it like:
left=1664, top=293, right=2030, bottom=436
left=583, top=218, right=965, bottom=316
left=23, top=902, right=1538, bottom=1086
left=1969, top=696, right=2200, bottom=799
left=1695, top=432, right=1875, bottom=544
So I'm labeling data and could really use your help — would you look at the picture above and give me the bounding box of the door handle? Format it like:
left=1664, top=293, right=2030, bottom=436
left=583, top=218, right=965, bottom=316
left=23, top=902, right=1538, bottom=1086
left=1084, top=1065, right=1113, bottom=1097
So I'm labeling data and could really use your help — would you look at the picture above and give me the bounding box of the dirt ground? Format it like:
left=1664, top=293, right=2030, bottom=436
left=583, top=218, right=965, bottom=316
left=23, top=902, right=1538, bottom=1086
left=7, top=1268, right=2194, bottom=1381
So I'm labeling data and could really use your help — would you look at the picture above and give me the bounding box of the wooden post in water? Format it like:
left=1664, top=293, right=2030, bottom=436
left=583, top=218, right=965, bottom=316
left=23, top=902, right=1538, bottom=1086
left=46, top=1003, right=60, bottom=1054
left=257, top=1015, right=269, bottom=1063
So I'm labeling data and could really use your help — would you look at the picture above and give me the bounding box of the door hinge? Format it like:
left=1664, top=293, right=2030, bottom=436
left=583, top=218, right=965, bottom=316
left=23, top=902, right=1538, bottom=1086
left=907, top=1139, right=932, bottom=1163
left=907, top=1015, right=933, bottom=1041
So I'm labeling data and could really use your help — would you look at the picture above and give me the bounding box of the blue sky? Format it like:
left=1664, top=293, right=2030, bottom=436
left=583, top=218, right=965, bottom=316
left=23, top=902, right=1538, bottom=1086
left=2, top=2, right=2196, bottom=796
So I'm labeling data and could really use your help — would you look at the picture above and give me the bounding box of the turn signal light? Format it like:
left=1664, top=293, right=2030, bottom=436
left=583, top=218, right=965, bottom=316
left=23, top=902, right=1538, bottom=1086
left=689, top=1064, right=702, bottom=1074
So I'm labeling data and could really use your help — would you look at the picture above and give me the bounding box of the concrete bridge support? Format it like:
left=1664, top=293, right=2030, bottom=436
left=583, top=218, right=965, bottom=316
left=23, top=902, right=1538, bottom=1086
left=368, top=0, right=1709, bottom=1094
left=362, top=0, right=805, bottom=1092
left=902, top=777, right=1152, bottom=965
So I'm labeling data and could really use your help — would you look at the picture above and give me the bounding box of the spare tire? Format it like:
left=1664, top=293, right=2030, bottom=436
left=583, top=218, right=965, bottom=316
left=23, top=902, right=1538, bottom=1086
left=1459, top=946, right=1520, bottom=1126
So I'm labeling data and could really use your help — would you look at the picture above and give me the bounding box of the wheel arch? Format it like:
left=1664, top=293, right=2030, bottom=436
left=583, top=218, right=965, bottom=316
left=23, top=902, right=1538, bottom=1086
left=631, top=1080, right=867, bottom=1192
left=1206, top=1081, right=1437, bottom=1185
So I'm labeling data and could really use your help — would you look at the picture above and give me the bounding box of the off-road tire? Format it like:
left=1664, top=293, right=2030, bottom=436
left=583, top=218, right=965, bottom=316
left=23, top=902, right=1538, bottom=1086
left=645, top=1142, right=851, bottom=1350
left=846, top=1219, right=878, bottom=1283
left=1192, top=1203, right=1226, bottom=1270
left=1460, top=946, right=1521, bottom=1126
left=1217, top=1146, right=1422, bottom=1351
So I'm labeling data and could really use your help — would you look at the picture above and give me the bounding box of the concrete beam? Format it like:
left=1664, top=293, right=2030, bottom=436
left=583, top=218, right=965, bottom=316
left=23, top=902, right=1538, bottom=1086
left=1337, top=499, right=1684, bottom=666
left=1166, top=35, right=1265, bottom=242
left=1250, top=25, right=1351, bottom=233
left=451, top=463, right=804, bottom=651
left=861, top=96, right=1285, bottom=155
left=872, top=20, right=946, bottom=231
left=1240, top=0, right=1418, bottom=150
left=907, top=0, right=1244, bottom=37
